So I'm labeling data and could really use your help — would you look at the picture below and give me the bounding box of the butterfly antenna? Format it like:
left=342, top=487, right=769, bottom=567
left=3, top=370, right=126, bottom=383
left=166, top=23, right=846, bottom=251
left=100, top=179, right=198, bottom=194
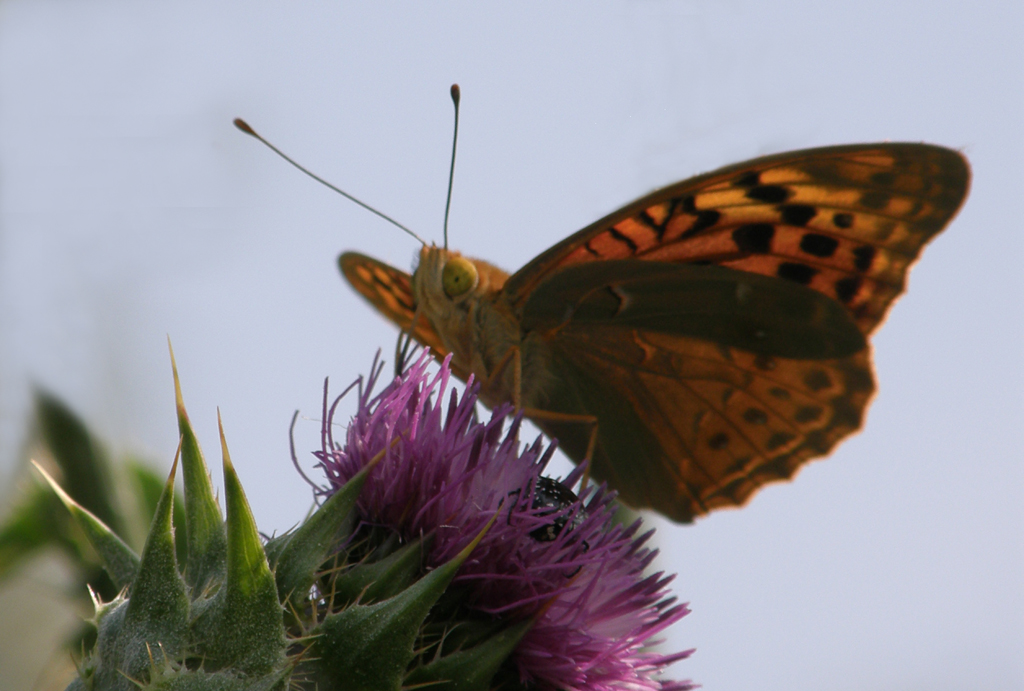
left=442, top=84, right=460, bottom=250
left=233, top=118, right=428, bottom=246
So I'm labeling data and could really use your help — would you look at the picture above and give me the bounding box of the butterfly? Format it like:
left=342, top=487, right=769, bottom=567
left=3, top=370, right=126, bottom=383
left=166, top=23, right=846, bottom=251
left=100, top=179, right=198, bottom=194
left=340, top=143, right=969, bottom=523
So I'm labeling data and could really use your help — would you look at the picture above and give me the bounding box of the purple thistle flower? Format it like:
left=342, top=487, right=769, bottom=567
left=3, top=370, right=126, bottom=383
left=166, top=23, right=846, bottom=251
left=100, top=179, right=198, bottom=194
left=314, top=352, right=695, bottom=691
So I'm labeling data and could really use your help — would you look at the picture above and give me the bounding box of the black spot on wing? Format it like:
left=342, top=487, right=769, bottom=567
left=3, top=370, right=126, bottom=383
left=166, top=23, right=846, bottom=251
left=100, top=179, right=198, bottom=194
left=743, top=408, right=768, bottom=425
left=746, top=185, right=791, bottom=203
left=846, top=366, right=874, bottom=393
left=777, top=262, right=817, bottom=285
left=853, top=245, right=876, bottom=272
left=780, top=204, right=817, bottom=227
left=832, top=212, right=854, bottom=229
left=735, top=171, right=761, bottom=188
left=683, top=209, right=721, bottom=237
left=803, top=429, right=829, bottom=452
left=834, top=276, right=862, bottom=304
left=708, top=432, right=729, bottom=449
left=732, top=224, right=775, bottom=253
left=799, top=233, right=839, bottom=258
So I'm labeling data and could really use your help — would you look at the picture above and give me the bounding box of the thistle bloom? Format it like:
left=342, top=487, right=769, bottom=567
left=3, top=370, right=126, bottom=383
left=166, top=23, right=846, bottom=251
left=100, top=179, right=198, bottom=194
left=38, top=349, right=694, bottom=690
left=315, top=353, right=694, bottom=691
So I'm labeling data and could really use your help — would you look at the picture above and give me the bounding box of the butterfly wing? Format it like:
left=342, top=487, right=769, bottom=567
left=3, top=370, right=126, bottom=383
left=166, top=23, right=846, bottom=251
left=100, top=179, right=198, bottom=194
left=533, top=329, right=874, bottom=522
left=508, top=143, right=969, bottom=521
left=505, top=143, right=969, bottom=336
left=339, top=252, right=463, bottom=375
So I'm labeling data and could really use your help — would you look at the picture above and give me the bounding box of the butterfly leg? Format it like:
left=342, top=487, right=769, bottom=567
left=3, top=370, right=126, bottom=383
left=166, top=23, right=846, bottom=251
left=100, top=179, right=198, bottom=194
left=394, top=330, right=412, bottom=375
left=395, top=307, right=426, bottom=376
left=487, top=346, right=600, bottom=487
left=482, top=345, right=524, bottom=409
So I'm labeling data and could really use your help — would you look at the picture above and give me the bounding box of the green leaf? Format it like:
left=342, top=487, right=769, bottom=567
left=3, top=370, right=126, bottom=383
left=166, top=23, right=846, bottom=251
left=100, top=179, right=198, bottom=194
left=34, top=390, right=123, bottom=535
left=33, top=461, right=140, bottom=590
left=127, top=459, right=188, bottom=567
left=0, top=481, right=66, bottom=580
left=271, top=442, right=392, bottom=607
left=170, top=341, right=227, bottom=592
left=404, top=618, right=533, bottom=691
left=81, top=458, right=190, bottom=691
left=330, top=537, right=424, bottom=607
left=312, top=514, right=497, bottom=691
left=192, top=416, right=285, bottom=676
left=123, top=454, right=190, bottom=651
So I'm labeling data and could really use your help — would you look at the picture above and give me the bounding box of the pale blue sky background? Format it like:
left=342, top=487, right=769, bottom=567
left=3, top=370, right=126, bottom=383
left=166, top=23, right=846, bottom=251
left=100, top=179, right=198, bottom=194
left=1, top=2, right=1021, bottom=690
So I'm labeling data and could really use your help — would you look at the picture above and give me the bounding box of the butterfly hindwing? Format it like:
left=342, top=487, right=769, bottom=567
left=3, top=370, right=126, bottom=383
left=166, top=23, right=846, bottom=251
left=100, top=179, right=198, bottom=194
left=536, top=326, right=875, bottom=522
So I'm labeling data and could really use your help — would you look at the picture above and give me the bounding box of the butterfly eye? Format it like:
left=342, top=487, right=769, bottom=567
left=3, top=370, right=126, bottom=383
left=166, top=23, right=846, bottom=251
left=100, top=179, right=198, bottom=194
left=442, top=256, right=479, bottom=299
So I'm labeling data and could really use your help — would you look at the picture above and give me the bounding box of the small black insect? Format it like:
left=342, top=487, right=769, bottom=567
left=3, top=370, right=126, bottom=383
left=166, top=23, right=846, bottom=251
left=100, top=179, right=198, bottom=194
left=525, top=476, right=587, bottom=542
left=504, top=476, right=590, bottom=577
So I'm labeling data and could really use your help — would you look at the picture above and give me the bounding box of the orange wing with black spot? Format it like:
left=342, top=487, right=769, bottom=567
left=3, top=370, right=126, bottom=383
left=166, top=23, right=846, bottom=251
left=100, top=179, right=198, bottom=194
left=505, top=143, right=969, bottom=335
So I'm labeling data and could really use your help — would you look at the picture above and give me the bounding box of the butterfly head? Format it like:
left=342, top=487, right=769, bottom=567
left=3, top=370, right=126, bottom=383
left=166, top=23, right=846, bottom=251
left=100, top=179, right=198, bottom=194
left=412, top=246, right=508, bottom=310
left=413, top=245, right=473, bottom=310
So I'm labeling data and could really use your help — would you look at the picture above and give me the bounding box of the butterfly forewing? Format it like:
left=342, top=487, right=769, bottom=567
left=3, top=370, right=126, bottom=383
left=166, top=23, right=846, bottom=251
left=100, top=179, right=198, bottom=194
left=505, top=143, right=969, bottom=335
left=339, top=253, right=464, bottom=372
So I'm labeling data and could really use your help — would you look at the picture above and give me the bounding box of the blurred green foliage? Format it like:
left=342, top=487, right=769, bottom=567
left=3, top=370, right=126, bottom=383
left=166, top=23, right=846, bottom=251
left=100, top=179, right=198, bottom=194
left=0, top=392, right=185, bottom=650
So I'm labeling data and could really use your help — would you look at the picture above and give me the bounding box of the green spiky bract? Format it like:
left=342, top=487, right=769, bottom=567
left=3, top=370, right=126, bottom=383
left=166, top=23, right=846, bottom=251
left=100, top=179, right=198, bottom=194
left=41, top=350, right=526, bottom=691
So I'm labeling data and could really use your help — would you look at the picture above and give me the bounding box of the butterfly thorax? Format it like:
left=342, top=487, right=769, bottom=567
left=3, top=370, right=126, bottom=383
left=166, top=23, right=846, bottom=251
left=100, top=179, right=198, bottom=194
left=412, top=246, right=546, bottom=408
